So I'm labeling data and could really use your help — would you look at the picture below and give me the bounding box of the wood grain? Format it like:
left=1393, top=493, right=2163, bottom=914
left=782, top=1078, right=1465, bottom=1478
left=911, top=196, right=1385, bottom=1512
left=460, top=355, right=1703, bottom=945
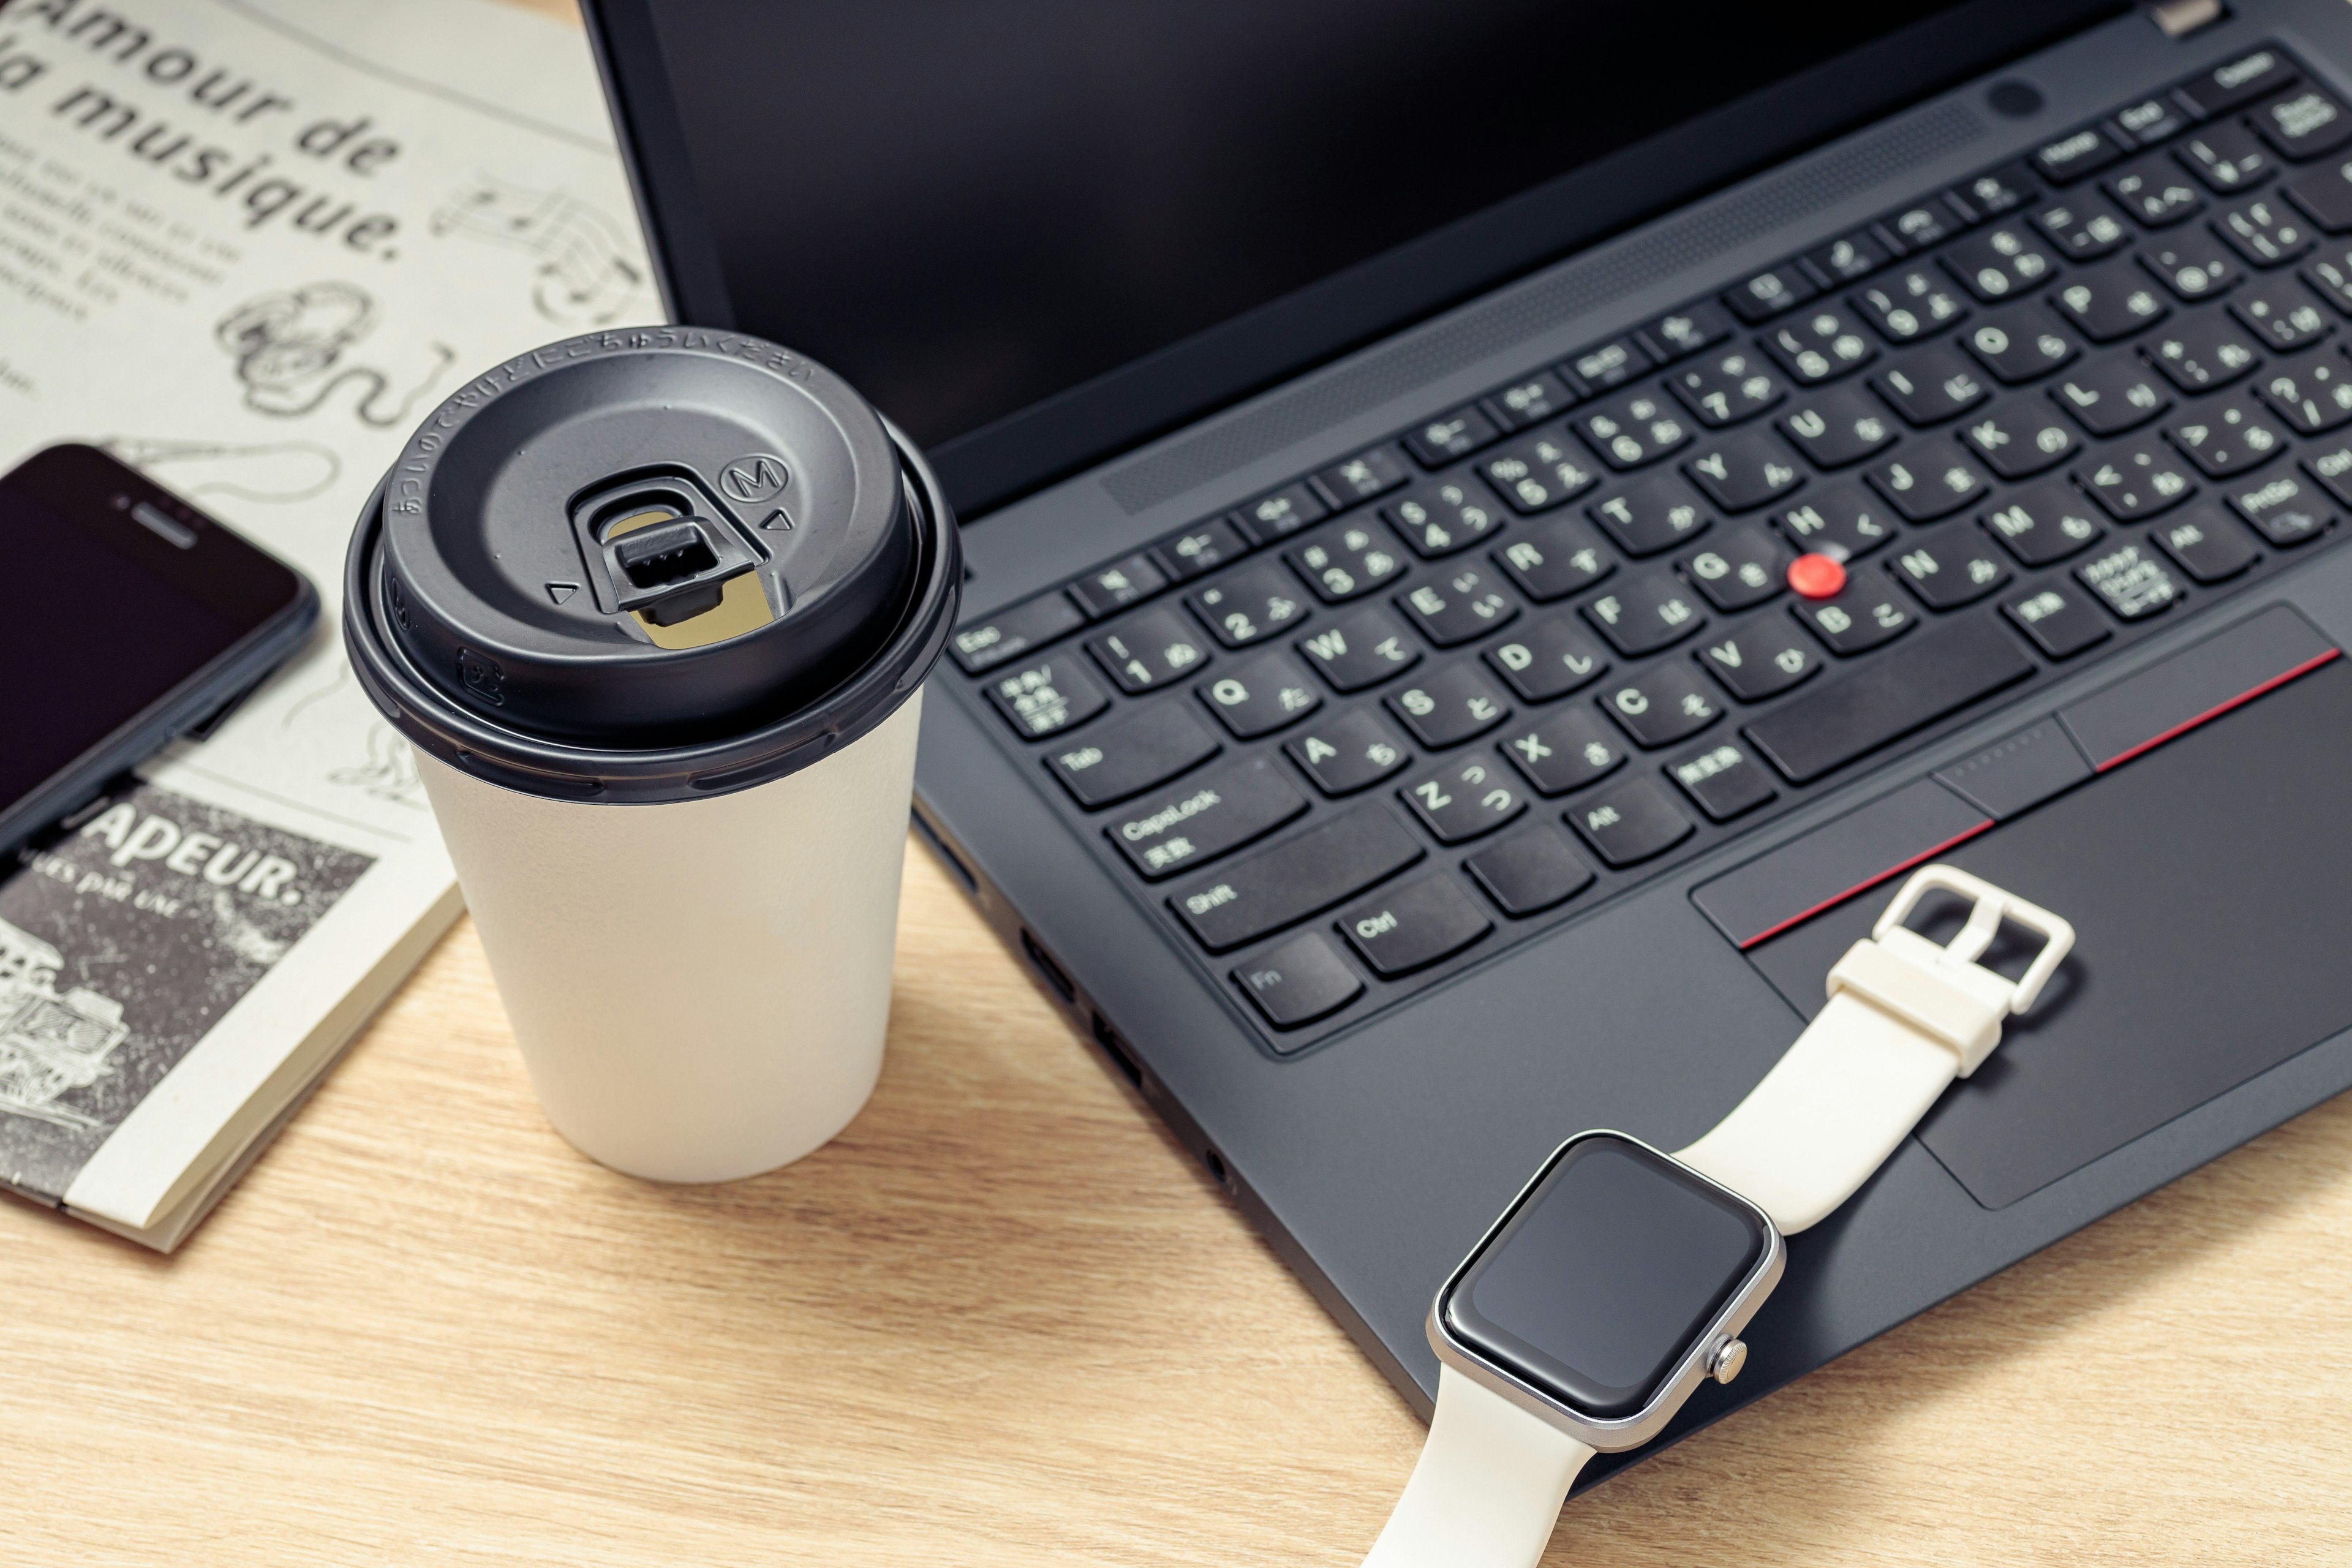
left=2, top=834, right=2348, bottom=1565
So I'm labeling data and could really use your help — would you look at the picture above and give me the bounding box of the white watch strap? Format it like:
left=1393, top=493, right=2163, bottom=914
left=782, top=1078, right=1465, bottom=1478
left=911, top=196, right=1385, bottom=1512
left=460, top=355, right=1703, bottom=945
left=1676, top=865, right=2073, bottom=1233
left=1360, top=867, right=2074, bottom=1567
left=1362, top=1366, right=1594, bottom=1568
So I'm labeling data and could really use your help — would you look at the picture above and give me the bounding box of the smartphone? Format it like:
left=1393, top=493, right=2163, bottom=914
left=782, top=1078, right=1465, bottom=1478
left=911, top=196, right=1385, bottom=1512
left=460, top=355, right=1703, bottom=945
left=0, top=443, right=318, bottom=858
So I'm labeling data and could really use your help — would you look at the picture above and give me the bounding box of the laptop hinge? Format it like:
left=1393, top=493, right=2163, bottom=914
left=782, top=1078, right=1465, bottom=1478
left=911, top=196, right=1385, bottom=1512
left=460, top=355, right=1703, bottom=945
left=2143, top=0, right=2226, bottom=39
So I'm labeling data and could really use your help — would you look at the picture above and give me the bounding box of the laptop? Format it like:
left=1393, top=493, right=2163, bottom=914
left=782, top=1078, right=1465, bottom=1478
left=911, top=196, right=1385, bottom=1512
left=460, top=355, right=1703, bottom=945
left=583, top=0, right=2352, bottom=1487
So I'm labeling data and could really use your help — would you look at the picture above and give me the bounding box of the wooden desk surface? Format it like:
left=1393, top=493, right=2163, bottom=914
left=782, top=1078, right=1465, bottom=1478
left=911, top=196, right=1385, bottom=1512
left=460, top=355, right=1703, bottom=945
left=3, top=835, right=2348, bottom=1564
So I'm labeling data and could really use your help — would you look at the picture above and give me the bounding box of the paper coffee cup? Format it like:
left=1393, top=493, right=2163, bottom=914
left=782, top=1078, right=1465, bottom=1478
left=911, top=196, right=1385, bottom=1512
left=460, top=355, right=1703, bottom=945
left=344, top=331, right=959, bottom=1182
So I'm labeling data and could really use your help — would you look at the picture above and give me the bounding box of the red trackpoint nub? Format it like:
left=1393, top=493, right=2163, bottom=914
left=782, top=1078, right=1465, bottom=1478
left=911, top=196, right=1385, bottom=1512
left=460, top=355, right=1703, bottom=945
left=1788, top=553, right=1847, bottom=600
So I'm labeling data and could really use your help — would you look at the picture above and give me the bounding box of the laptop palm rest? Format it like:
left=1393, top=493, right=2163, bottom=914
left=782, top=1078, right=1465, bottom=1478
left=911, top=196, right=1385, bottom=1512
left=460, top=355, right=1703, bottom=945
left=1744, top=650, right=2352, bottom=1210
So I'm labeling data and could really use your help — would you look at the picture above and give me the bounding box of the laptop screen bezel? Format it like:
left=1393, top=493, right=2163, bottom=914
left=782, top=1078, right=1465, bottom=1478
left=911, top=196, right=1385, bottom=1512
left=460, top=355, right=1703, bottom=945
left=580, top=0, right=2130, bottom=519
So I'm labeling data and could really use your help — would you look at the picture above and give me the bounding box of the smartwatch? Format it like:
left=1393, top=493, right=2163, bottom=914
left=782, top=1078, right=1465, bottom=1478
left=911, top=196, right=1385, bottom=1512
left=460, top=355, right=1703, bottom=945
left=1363, top=865, right=2075, bottom=1568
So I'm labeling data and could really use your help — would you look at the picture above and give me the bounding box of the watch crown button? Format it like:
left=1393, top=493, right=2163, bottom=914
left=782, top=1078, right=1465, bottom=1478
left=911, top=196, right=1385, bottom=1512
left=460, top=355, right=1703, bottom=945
left=1708, top=1338, right=1748, bottom=1385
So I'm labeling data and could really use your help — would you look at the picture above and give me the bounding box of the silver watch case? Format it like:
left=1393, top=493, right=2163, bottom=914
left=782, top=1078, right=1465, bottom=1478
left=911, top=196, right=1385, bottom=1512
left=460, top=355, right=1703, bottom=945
left=1424, top=1129, right=1787, bottom=1453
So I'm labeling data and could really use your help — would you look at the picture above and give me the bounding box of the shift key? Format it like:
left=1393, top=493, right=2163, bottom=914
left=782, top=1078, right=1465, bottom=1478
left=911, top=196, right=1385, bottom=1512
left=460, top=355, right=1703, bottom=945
left=1170, top=804, right=1426, bottom=951
left=1108, top=758, right=1305, bottom=880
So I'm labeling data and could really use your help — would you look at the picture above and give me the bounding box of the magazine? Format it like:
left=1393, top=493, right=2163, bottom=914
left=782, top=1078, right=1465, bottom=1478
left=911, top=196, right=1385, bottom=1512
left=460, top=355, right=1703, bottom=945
left=0, top=0, right=657, bottom=1247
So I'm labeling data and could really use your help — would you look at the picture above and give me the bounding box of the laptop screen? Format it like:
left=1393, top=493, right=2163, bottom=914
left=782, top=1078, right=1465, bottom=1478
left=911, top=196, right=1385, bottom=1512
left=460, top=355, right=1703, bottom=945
left=592, top=0, right=2128, bottom=513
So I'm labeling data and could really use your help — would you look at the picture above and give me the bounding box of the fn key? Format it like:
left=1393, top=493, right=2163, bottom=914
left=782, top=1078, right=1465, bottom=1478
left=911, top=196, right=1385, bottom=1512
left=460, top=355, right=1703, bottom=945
left=1234, top=932, right=1364, bottom=1031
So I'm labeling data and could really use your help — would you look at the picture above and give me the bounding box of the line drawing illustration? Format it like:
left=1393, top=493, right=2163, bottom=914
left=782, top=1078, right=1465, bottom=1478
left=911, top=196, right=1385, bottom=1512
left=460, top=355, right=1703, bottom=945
left=215, top=282, right=456, bottom=428
left=433, top=175, right=649, bottom=325
left=97, top=437, right=344, bottom=507
left=0, top=921, right=124, bottom=1133
left=282, top=668, right=431, bottom=812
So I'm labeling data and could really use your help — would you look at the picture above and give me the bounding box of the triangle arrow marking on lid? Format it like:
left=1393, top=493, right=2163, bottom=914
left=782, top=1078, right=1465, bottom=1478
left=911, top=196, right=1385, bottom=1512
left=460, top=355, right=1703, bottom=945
left=546, top=582, right=581, bottom=604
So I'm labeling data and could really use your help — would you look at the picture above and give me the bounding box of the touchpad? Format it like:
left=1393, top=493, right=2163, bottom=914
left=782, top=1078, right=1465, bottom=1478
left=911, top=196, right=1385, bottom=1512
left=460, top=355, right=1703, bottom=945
left=1746, top=656, right=2352, bottom=1210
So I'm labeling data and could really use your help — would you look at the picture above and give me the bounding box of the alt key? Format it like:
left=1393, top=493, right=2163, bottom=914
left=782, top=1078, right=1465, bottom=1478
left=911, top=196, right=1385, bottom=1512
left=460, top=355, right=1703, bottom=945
left=1234, top=930, right=1365, bottom=1033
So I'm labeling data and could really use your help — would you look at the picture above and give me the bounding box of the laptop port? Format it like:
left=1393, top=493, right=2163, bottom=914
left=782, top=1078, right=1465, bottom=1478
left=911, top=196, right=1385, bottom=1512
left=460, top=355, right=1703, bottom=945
left=1019, top=928, right=1074, bottom=1003
left=1090, top=1011, right=1143, bottom=1088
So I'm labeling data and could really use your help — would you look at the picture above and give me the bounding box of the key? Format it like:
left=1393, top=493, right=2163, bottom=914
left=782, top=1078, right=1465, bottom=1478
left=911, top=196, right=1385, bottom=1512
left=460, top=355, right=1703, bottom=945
left=986, top=655, right=1110, bottom=739
left=2049, top=355, right=2172, bottom=435
left=1189, top=564, right=1310, bottom=649
left=1404, top=407, right=1501, bottom=466
left=1386, top=662, right=1512, bottom=747
left=1498, top=706, right=1624, bottom=796
left=1335, top=873, right=1493, bottom=978
left=1399, top=756, right=1527, bottom=844
left=1962, top=306, right=2080, bottom=383
left=2238, top=275, right=2335, bottom=350
left=1168, top=804, right=1425, bottom=952
left=1491, top=514, right=1613, bottom=601
left=2114, top=94, right=2192, bottom=148
left=1384, top=478, right=1505, bottom=559
left=2147, top=314, right=2264, bottom=393
left=2174, top=48, right=2299, bottom=118
left=1872, top=346, right=1989, bottom=424
left=2076, top=542, right=2180, bottom=622
left=2296, top=160, right=2352, bottom=233
left=1725, top=264, right=1817, bottom=322
left=1233, top=931, right=1363, bottom=1030
left=2034, top=192, right=2132, bottom=260
left=2034, top=124, right=2125, bottom=185
left=952, top=591, right=1085, bottom=675
left=1070, top=552, right=1168, bottom=618
left=1567, top=778, right=1695, bottom=867
left=2154, top=506, right=2262, bottom=582
left=1943, top=224, right=2060, bottom=303
left=2165, top=401, right=2288, bottom=478
left=2306, top=438, right=2352, bottom=503
left=1398, top=564, right=1518, bottom=646
left=1313, top=446, right=1411, bottom=507
left=1668, top=739, right=1779, bottom=822
left=1683, top=433, right=1804, bottom=512
left=1743, top=614, right=2035, bottom=782
left=1088, top=606, right=1212, bottom=693
left=2299, top=250, right=2352, bottom=314
left=2256, top=350, right=2352, bottom=432
left=1880, top=197, right=1961, bottom=252
left=1852, top=268, right=1968, bottom=342
left=1287, top=520, right=1407, bottom=601
left=2178, top=122, right=2275, bottom=195
left=2105, top=153, right=2206, bottom=227
left=1152, top=518, right=1248, bottom=582
left=2005, top=582, right=2113, bottom=658
left=1485, top=615, right=1609, bottom=702
left=1777, top=481, right=1898, bottom=560
left=1232, top=482, right=1328, bottom=546
left=1589, top=475, right=1713, bottom=556
left=1637, top=302, right=1735, bottom=363
left=2217, top=196, right=2316, bottom=268
left=1763, top=306, right=1877, bottom=383
left=1464, top=828, right=1595, bottom=916
left=1791, top=564, right=1915, bottom=654
left=1046, top=703, right=1221, bottom=809
left=1597, top=663, right=1721, bottom=748
left=1575, top=389, right=1692, bottom=469
left=1668, top=345, right=1786, bottom=428
left=1807, top=228, right=1894, bottom=284
left=1982, top=480, right=2106, bottom=565
left=1286, top=709, right=1412, bottom=796
left=2141, top=234, right=2241, bottom=302
left=2231, top=468, right=2335, bottom=545
left=2054, top=261, right=2171, bottom=340
left=2255, top=88, right=2352, bottom=162
left=1110, top=758, right=1308, bottom=880
left=1479, top=433, right=1599, bottom=513
left=1888, top=522, right=2012, bottom=609
left=1198, top=651, right=1323, bottom=738
left=1683, top=524, right=1789, bottom=613
left=1485, top=372, right=1578, bottom=431
left=1584, top=572, right=1708, bottom=656
left=2079, top=440, right=2197, bottom=518
left=1866, top=450, right=1990, bottom=521
left=1778, top=385, right=1898, bottom=466
left=1297, top=606, right=1420, bottom=692
left=1960, top=398, right=2079, bottom=478
left=1565, top=337, right=1651, bottom=394
left=1695, top=616, right=1820, bottom=701
left=1951, top=165, right=2034, bottom=219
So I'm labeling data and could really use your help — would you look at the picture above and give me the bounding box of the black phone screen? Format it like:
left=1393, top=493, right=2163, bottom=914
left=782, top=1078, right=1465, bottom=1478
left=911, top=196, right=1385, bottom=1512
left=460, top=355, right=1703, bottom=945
left=1, top=445, right=307, bottom=809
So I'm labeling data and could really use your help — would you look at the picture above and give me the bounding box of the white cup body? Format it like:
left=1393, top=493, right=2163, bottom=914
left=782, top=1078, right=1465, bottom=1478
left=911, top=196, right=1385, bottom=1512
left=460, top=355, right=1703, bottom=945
left=414, top=690, right=923, bottom=1182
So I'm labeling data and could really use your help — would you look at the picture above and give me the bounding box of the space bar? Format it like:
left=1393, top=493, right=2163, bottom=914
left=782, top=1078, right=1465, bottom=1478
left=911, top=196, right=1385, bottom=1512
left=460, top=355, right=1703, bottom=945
left=1743, top=616, right=2035, bottom=785
left=1168, top=804, right=1425, bottom=952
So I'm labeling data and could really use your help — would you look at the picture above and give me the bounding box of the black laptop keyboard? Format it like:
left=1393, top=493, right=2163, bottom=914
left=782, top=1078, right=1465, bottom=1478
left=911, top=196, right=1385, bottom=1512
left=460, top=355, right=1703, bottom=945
left=946, top=42, right=2352, bottom=1050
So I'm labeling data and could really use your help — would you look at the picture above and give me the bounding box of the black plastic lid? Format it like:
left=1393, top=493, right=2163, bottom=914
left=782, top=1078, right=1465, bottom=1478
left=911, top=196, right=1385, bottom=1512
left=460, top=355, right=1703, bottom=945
left=344, top=330, right=959, bottom=804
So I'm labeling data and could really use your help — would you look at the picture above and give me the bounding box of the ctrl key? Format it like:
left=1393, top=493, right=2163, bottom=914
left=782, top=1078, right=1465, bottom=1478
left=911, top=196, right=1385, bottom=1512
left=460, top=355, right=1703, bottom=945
left=1234, top=932, right=1364, bottom=1031
left=1335, top=873, right=1494, bottom=978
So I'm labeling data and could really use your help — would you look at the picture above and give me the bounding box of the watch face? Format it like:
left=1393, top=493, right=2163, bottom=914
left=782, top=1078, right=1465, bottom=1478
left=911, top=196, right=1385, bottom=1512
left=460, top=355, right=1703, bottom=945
left=1440, top=1133, right=1769, bottom=1419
